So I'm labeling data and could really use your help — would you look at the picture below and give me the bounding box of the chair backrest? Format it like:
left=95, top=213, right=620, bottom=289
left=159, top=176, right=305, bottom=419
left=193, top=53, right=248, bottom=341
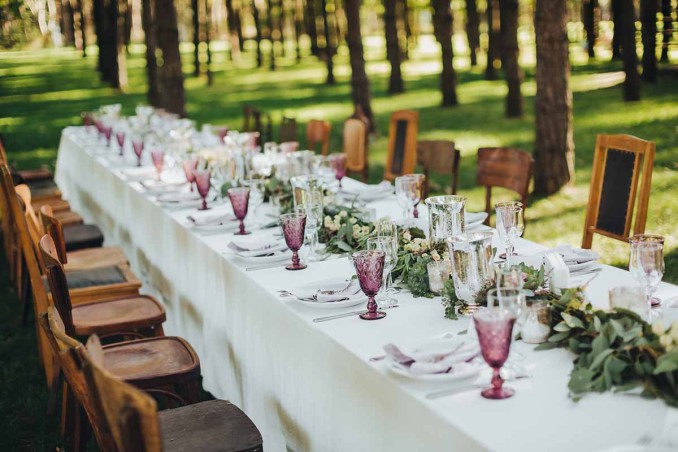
left=279, top=116, right=297, bottom=143
left=343, top=119, right=367, bottom=174
left=348, top=104, right=371, bottom=134
left=39, top=205, right=68, bottom=264
left=582, top=134, right=655, bottom=249
left=82, top=334, right=163, bottom=452
left=306, top=119, right=331, bottom=156
left=0, top=164, right=55, bottom=385
left=417, top=140, right=461, bottom=197
left=15, top=184, right=49, bottom=272
left=385, top=110, right=419, bottom=181
left=476, top=147, right=533, bottom=223
left=39, top=234, right=76, bottom=337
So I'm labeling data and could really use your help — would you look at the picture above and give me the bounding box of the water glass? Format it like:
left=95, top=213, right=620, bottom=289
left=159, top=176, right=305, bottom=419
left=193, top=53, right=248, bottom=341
left=426, top=195, right=466, bottom=250
left=474, top=307, right=516, bottom=399
left=495, top=201, right=524, bottom=266
left=404, top=174, right=425, bottom=218
left=242, top=178, right=266, bottom=220
left=280, top=212, right=307, bottom=271
left=447, top=231, right=495, bottom=315
left=132, top=138, right=144, bottom=166
left=182, top=158, right=198, bottom=192
left=352, top=250, right=387, bottom=320
left=629, top=234, right=665, bottom=309
left=609, top=286, right=648, bottom=320
left=395, top=176, right=419, bottom=222
left=366, top=236, right=398, bottom=308
left=295, top=202, right=323, bottom=260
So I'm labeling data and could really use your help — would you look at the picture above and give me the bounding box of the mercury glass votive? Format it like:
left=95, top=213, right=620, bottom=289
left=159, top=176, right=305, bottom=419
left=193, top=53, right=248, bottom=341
left=427, top=260, right=451, bottom=295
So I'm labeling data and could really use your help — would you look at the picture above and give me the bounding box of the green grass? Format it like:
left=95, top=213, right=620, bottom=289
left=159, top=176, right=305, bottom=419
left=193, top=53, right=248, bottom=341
left=0, top=37, right=677, bottom=449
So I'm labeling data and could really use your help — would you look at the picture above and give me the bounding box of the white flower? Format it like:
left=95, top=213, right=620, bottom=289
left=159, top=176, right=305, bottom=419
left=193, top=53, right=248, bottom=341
left=403, top=231, right=412, bottom=241
left=349, top=217, right=357, bottom=224
left=431, top=250, right=441, bottom=261
left=652, top=321, right=666, bottom=336
left=660, top=334, right=673, bottom=349
left=339, top=210, right=348, bottom=217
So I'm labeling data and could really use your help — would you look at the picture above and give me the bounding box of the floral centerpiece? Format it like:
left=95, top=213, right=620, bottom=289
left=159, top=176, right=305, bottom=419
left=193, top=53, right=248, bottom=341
left=318, top=204, right=374, bottom=254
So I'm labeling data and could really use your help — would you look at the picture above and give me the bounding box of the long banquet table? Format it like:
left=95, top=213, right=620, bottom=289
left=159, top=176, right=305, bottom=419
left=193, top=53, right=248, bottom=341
left=55, top=127, right=678, bottom=452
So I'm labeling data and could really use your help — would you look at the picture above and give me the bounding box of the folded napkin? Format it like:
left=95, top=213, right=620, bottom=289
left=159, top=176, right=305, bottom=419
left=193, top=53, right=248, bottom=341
left=341, top=179, right=393, bottom=196
left=289, top=279, right=359, bottom=303
left=228, top=237, right=287, bottom=257
left=383, top=339, right=480, bottom=375
left=157, top=191, right=201, bottom=203
left=548, top=245, right=599, bottom=265
left=465, top=212, right=488, bottom=225
left=188, top=208, right=236, bottom=226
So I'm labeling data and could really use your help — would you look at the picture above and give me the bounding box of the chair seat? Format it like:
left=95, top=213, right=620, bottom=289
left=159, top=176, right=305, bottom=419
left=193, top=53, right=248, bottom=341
left=20, top=167, right=53, bottom=182
left=55, top=210, right=83, bottom=226
left=73, top=295, right=166, bottom=336
left=159, top=400, right=263, bottom=452
left=102, top=336, right=199, bottom=385
left=65, top=265, right=127, bottom=289
left=27, top=177, right=61, bottom=199
left=63, top=223, right=104, bottom=251
left=65, top=246, right=129, bottom=271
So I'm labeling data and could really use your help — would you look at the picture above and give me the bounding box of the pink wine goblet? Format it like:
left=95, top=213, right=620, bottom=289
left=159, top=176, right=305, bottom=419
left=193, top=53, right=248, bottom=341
left=330, top=154, right=347, bottom=188
left=280, top=212, right=307, bottom=271
left=182, top=158, right=198, bottom=192
left=116, top=131, right=125, bottom=156
left=474, top=307, right=516, bottom=400
left=150, top=149, right=165, bottom=181
left=132, top=139, right=144, bottom=166
left=103, top=126, right=113, bottom=147
left=228, top=187, right=251, bottom=235
left=194, top=169, right=212, bottom=211
left=352, top=250, right=386, bottom=320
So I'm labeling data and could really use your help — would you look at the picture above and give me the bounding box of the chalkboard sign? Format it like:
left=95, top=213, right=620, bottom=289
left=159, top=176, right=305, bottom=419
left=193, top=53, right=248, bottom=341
left=596, top=148, right=638, bottom=236
left=390, top=120, right=408, bottom=175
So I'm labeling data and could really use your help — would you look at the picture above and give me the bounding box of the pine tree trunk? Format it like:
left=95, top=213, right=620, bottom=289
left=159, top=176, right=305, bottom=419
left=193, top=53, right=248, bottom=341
left=252, top=0, right=263, bottom=67
left=660, top=0, right=673, bottom=62
left=583, top=0, right=598, bottom=58
left=334, top=0, right=344, bottom=49
left=225, top=0, right=241, bottom=60
left=320, top=0, right=335, bottom=83
left=499, top=0, right=523, bottom=117
left=266, top=0, right=276, bottom=70
left=640, top=0, right=658, bottom=82
left=485, top=0, right=499, bottom=80
left=155, top=0, right=186, bottom=116
left=205, top=0, right=212, bottom=84
left=116, top=0, right=128, bottom=88
left=236, top=1, right=244, bottom=51
left=619, top=0, right=641, bottom=100
left=75, top=0, right=86, bottom=55
left=401, top=0, right=412, bottom=55
left=99, top=0, right=119, bottom=86
left=432, top=0, right=457, bottom=106
left=534, top=0, right=574, bottom=196
left=124, top=0, right=132, bottom=48
left=192, top=0, right=201, bottom=75
left=345, top=0, right=375, bottom=132
left=305, top=0, right=319, bottom=56
left=93, top=0, right=104, bottom=70
left=279, top=0, right=287, bottom=57
left=141, top=0, right=161, bottom=106
left=293, top=0, right=302, bottom=61
left=62, top=0, right=76, bottom=46
left=465, top=0, right=479, bottom=66
left=611, top=0, right=622, bottom=60
left=384, top=0, right=403, bottom=93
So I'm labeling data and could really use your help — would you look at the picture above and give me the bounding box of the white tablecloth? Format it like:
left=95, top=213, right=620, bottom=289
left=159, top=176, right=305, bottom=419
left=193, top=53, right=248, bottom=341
left=55, top=127, right=678, bottom=452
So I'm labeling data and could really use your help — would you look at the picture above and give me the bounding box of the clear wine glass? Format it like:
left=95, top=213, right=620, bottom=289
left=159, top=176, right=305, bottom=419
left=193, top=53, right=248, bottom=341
left=296, top=202, right=323, bottom=261
left=280, top=212, right=307, bottom=271
left=375, top=219, right=399, bottom=295
left=194, top=169, right=212, bottom=210
left=242, top=179, right=265, bottom=217
left=352, top=250, right=387, bottom=321
left=366, top=236, right=398, bottom=308
left=405, top=174, right=425, bottom=218
left=395, top=176, right=418, bottom=223
left=228, top=187, right=250, bottom=235
left=474, top=307, right=516, bottom=399
left=495, top=201, right=524, bottom=266
left=629, top=235, right=665, bottom=311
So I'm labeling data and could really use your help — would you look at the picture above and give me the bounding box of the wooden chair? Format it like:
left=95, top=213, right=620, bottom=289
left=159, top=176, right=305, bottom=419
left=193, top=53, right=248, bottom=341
left=15, top=183, right=82, bottom=226
left=476, top=147, right=533, bottom=226
left=279, top=116, right=297, bottom=143
left=384, top=110, right=419, bottom=181
left=79, top=333, right=263, bottom=452
left=417, top=140, right=461, bottom=198
left=40, top=205, right=129, bottom=271
left=343, top=118, right=369, bottom=182
left=39, top=309, right=210, bottom=451
left=0, top=132, right=59, bottom=201
left=242, top=105, right=272, bottom=145
left=348, top=104, right=371, bottom=134
left=582, top=134, right=655, bottom=249
left=306, top=119, right=331, bottom=156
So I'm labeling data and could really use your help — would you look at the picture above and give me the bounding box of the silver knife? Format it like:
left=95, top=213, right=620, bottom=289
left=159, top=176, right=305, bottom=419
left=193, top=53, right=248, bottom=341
left=425, top=375, right=531, bottom=400
left=313, top=310, right=367, bottom=323
left=245, top=261, right=289, bottom=271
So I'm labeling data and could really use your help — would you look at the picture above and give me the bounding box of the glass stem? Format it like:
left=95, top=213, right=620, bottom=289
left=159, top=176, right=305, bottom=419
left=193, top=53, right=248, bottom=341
left=491, top=367, right=504, bottom=391
left=506, top=243, right=514, bottom=266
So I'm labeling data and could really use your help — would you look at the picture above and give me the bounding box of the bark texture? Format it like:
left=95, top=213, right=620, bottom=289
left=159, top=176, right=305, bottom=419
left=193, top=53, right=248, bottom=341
left=155, top=0, right=186, bottom=116
left=321, top=0, right=335, bottom=82
left=485, top=0, right=499, bottom=80
left=583, top=0, right=598, bottom=58
left=640, top=0, right=657, bottom=82
left=384, top=0, right=403, bottom=93
left=141, top=0, right=161, bottom=106
left=534, top=0, right=574, bottom=196
left=611, top=0, right=623, bottom=60
left=465, top=0, right=480, bottom=66
left=619, top=0, right=641, bottom=100
left=660, top=0, right=673, bottom=62
left=499, top=0, right=523, bottom=117
left=192, top=0, right=200, bottom=75
left=345, top=0, right=375, bottom=132
left=432, top=0, right=458, bottom=106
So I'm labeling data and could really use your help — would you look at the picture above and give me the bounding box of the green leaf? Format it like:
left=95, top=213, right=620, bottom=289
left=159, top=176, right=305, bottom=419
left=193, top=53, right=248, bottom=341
left=589, top=349, right=614, bottom=371
left=553, top=321, right=571, bottom=332
left=548, top=331, right=571, bottom=343
left=534, top=342, right=557, bottom=351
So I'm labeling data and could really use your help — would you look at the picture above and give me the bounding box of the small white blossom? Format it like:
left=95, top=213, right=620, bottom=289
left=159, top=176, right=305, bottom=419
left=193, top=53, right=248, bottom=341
left=652, top=321, right=666, bottom=336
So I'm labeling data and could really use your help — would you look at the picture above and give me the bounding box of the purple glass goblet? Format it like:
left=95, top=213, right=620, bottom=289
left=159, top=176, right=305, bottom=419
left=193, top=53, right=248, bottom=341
left=352, top=250, right=386, bottom=320
left=150, top=149, right=165, bottom=181
left=280, top=212, right=307, bottom=270
left=217, top=126, right=229, bottom=142
left=132, top=139, right=144, bottom=166
left=116, top=131, right=125, bottom=156
left=95, top=119, right=103, bottom=136
left=228, top=187, right=251, bottom=235
left=474, top=307, right=516, bottom=400
left=182, top=158, right=198, bottom=192
left=330, top=154, right=347, bottom=188
left=103, top=126, right=113, bottom=147
left=194, top=169, right=212, bottom=211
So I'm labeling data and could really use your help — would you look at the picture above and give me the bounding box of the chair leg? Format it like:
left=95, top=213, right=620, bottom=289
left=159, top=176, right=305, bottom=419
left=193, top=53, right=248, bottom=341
left=183, top=379, right=201, bottom=404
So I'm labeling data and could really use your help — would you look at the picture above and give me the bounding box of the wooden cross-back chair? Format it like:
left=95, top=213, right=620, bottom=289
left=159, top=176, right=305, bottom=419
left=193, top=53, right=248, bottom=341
left=279, top=116, right=297, bottom=143
left=417, top=140, right=461, bottom=198
left=384, top=110, right=419, bottom=181
left=306, top=119, right=331, bottom=156
left=343, top=118, right=369, bottom=182
left=0, top=132, right=56, bottom=187
left=582, top=134, right=656, bottom=249
left=476, top=147, right=534, bottom=226
left=78, top=332, right=263, bottom=452
left=242, top=105, right=272, bottom=145
left=15, top=182, right=82, bottom=226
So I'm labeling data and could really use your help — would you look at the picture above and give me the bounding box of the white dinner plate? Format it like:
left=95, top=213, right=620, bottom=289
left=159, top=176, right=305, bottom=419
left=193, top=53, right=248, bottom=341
left=286, top=278, right=367, bottom=309
left=385, top=336, right=482, bottom=383
left=192, top=221, right=239, bottom=233
left=234, top=248, right=292, bottom=264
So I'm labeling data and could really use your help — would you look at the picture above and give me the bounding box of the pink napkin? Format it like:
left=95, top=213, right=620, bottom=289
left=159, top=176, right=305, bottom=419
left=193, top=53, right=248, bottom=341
left=383, top=340, right=480, bottom=375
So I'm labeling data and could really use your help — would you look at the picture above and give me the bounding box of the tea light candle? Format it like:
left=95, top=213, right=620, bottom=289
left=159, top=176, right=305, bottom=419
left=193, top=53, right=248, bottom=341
left=521, top=301, right=551, bottom=344
left=427, top=260, right=451, bottom=294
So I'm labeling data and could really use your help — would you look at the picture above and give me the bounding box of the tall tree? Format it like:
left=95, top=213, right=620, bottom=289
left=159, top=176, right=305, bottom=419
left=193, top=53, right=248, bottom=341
left=465, top=0, right=480, bottom=66
left=320, top=0, right=335, bottom=83
left=660, top=0, right=673, bottom=62
left=266, top=0, right=276, bottom=69
left=400, top=0, right=413, bottom=57
left=98, top=0, right=119, bottom=86
left=534, top=0, right=574, bottom=196
left=293, top=0, right=303, bottom=61
left=384, top=0, right=403, bottom=93
left=141, top=0, right=161, bottom=106
left=205, top=0, right=212, bottom=84
left=611, top=0, right=622, bottom=60
left=582, top=0, right=598, bottom=58
left=432, top=0, right=457, bottom=106
left=485, top=0, right=499, bottom=80
left=640, top=0, right=658, bottom=82
left=155, top=0, right=186, bottom=116
left=252, top=0, right=263, bottom=67
left=192, top=0, right=200, bottom=75
left=499, top=0, right=523, bottom=117
left=61, top=0, right=75, bottom=46
left=116, top=0, right=128, bottom=88
left=305, top=0, right=319, bottom=56
left=619, top=0, right=641, bottom=100
left=225, top=0, right=241, bottom=60
left=74, top=0, right=86, bottom=55
left=345, top=0, right=375, bottom=131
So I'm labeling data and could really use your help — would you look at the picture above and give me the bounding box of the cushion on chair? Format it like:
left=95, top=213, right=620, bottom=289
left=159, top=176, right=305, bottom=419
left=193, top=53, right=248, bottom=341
left=27, top=178, right=60, bottom=198
left=65, top=266, right=126, bottom=289
left=63, top=223, right=105, bottom=252
left=159, top=400, right=263, bottom=452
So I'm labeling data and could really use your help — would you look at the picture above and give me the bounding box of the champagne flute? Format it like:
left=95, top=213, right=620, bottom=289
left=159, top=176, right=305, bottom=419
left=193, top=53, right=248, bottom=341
left=395, top=176, right=418, bottom=223
left=375, top=219, right=399, bottom=295
left=366, top=237, right=398, bottom=308
left=495, top=201, right=524, bottom=266
left=296, top=202, right=323, bottom=261
left=629, top=235, right=665, bottom=311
